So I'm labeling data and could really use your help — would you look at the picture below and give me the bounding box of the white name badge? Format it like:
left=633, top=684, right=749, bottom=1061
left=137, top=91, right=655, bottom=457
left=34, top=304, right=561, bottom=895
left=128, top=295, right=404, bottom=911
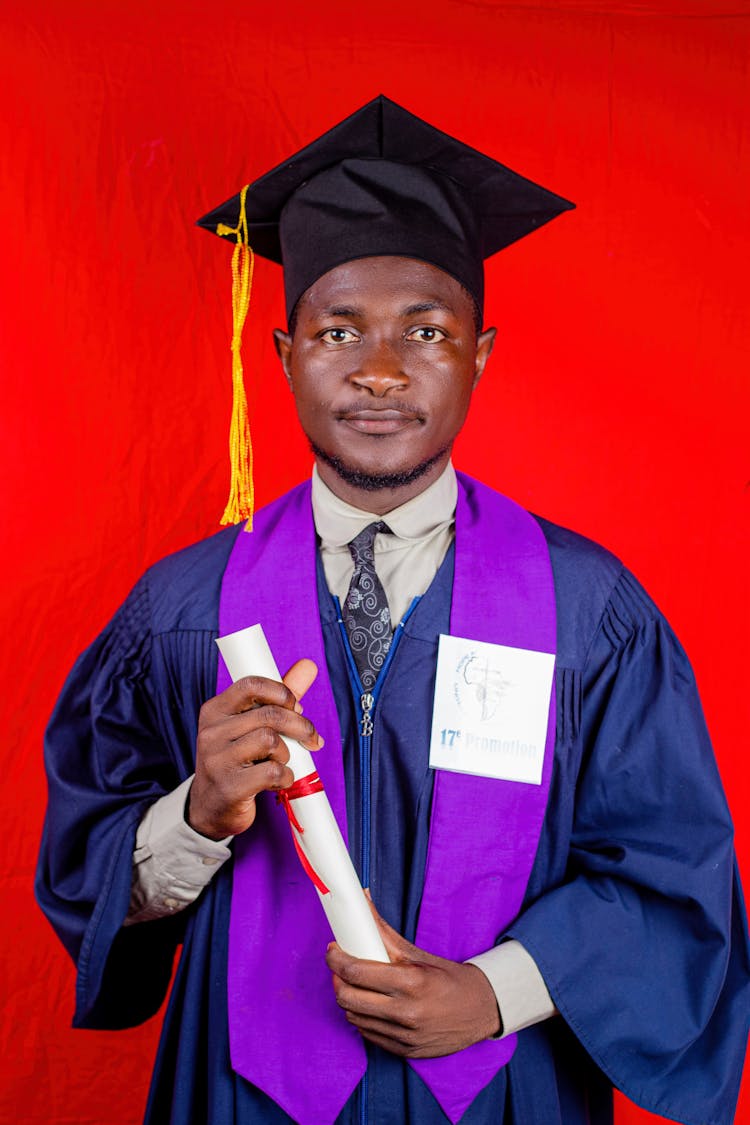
left=429, top=634, right=555, bottom=785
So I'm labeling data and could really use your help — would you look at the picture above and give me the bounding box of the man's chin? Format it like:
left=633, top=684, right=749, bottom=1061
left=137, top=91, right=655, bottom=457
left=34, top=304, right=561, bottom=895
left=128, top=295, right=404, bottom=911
left=310, top=442, right=449, bottom=493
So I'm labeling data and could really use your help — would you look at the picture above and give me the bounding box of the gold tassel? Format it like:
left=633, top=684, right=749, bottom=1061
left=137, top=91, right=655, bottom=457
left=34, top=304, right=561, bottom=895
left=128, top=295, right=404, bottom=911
left=216, top=184, right=255, bottom=529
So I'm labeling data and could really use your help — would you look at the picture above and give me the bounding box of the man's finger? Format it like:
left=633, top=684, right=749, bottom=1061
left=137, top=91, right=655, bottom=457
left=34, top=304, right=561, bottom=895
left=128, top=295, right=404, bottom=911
left=246, top=760, right=295, bottom=793
left=364, top=894, right=426, bottom=965
left=326, top=944, right=398, bottom=992
left=198, top=705, right=323, bottom=756
left=326, top=944, right=422, bottom=997
left=332, top=978, right=400, bottom=1021
left=338, top=1001, right=427, bottom=1057
left=343, top=1012, right=420, bottom=1049
left=210, top=675, right=300, bottom=716
left=356, top=1028, right=415, bottom=1057
left=282, top=658, right=318, bottom=704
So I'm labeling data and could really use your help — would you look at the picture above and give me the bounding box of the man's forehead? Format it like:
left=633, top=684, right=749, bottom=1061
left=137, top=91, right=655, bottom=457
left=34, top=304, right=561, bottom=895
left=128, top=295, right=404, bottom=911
left=298, top=256, right=473, bottom=315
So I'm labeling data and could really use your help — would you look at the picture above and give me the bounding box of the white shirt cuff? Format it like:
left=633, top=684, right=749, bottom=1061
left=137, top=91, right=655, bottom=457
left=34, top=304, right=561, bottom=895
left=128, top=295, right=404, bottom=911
left=125, top=775, right=232, bottom=925
left=466, top=940, right=557, bottom=1037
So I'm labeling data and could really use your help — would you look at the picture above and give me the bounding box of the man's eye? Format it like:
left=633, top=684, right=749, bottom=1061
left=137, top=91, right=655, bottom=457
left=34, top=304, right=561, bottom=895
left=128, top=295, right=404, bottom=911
left=406, top=326, right=446, bottom=342
left=321, top=328, right=358, bottom=343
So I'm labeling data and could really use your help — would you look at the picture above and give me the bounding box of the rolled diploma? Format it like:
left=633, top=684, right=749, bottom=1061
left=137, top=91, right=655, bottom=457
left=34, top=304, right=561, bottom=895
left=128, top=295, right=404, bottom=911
left=216, top=623, right=389, bottom=963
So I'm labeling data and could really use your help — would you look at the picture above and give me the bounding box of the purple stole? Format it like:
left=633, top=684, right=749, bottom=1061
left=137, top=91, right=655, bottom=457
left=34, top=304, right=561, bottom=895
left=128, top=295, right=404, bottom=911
left=217, top=474, right=557, bottom=1125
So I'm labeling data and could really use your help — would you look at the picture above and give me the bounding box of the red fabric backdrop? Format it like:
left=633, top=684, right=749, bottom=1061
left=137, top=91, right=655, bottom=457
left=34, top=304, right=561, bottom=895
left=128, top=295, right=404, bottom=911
left=1, top=1, right=747, bottom=1121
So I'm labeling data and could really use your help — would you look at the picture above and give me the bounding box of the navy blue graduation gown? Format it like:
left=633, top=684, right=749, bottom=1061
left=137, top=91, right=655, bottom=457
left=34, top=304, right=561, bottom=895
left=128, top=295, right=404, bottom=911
left=36, top=505, right=750, bottom=1124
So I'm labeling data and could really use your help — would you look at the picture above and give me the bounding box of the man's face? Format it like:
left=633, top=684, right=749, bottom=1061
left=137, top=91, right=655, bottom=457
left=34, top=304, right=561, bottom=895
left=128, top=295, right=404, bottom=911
left=274, top=256, right=495, bottom=512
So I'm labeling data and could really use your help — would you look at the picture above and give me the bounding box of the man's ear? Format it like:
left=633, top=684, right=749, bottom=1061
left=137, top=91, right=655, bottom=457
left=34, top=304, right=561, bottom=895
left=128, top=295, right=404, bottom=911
left=273, top=328, right=293, bottom=389
left=473, top=326, right=497, bottom=388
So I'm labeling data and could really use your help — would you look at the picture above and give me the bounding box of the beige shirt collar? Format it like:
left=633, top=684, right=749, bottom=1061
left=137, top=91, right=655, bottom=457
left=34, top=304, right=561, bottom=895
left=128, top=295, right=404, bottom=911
left=311, top=462, right=458, bottom=547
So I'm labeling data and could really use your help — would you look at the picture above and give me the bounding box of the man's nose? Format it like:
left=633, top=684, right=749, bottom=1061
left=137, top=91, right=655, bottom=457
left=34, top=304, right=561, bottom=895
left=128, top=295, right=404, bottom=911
left=349, top=340, right=409, bottom=395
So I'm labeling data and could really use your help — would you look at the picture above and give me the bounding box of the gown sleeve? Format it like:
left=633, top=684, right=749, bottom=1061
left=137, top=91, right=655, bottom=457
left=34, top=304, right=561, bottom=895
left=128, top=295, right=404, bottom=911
left=35, top=574, right=190, bottom=1030
left=508, top=570, right=750, bottom=1125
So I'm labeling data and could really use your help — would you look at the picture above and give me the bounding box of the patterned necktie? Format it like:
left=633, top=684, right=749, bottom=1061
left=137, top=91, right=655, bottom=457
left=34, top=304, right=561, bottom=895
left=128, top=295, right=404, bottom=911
left=342, top=521, right=393, bottom=690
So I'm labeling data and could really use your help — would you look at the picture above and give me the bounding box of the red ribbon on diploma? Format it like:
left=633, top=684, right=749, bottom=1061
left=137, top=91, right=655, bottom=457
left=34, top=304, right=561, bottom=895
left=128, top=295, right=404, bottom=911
left=276, top=771, right=330, bottom=896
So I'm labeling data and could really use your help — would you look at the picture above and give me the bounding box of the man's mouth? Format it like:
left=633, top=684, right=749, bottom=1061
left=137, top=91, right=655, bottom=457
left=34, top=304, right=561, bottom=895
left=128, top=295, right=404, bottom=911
left=337, top=408, right=421, bottom=435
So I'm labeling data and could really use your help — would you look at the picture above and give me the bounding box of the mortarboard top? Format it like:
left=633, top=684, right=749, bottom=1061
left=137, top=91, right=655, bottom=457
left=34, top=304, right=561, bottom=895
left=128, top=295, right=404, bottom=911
left=197, top=96, right=574, bottom=526
left=197, top=94, right=574, bottom=321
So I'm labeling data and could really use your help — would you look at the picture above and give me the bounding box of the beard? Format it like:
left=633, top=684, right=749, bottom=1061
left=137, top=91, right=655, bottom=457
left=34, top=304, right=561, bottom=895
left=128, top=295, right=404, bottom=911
left=309, top=440, right=451, bottom=493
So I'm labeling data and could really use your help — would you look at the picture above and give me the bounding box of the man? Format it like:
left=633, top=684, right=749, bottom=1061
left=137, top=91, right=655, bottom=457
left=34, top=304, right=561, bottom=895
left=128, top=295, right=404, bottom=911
left=36, top=97, right=749, bottom=1125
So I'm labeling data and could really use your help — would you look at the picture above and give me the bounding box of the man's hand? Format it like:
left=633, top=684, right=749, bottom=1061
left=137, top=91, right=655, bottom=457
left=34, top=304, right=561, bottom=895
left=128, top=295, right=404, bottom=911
left=326, top=898, right=501, bottom=1057
left=188, top=659, right=322, bottom=840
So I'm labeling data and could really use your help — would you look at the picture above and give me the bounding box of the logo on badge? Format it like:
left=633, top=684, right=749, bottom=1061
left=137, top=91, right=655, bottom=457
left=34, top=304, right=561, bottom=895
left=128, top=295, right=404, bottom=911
left=454, top=651, right=513, bottom=723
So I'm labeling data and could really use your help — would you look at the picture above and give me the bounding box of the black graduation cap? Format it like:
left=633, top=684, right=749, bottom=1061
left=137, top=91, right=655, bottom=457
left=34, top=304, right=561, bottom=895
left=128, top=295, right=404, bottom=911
left=197, top=94, right=574, bottom=321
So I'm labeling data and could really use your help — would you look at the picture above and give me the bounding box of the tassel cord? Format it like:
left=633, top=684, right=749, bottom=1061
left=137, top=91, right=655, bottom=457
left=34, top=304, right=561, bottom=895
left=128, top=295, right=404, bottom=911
left=216, top=183, right=255, bottom=527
